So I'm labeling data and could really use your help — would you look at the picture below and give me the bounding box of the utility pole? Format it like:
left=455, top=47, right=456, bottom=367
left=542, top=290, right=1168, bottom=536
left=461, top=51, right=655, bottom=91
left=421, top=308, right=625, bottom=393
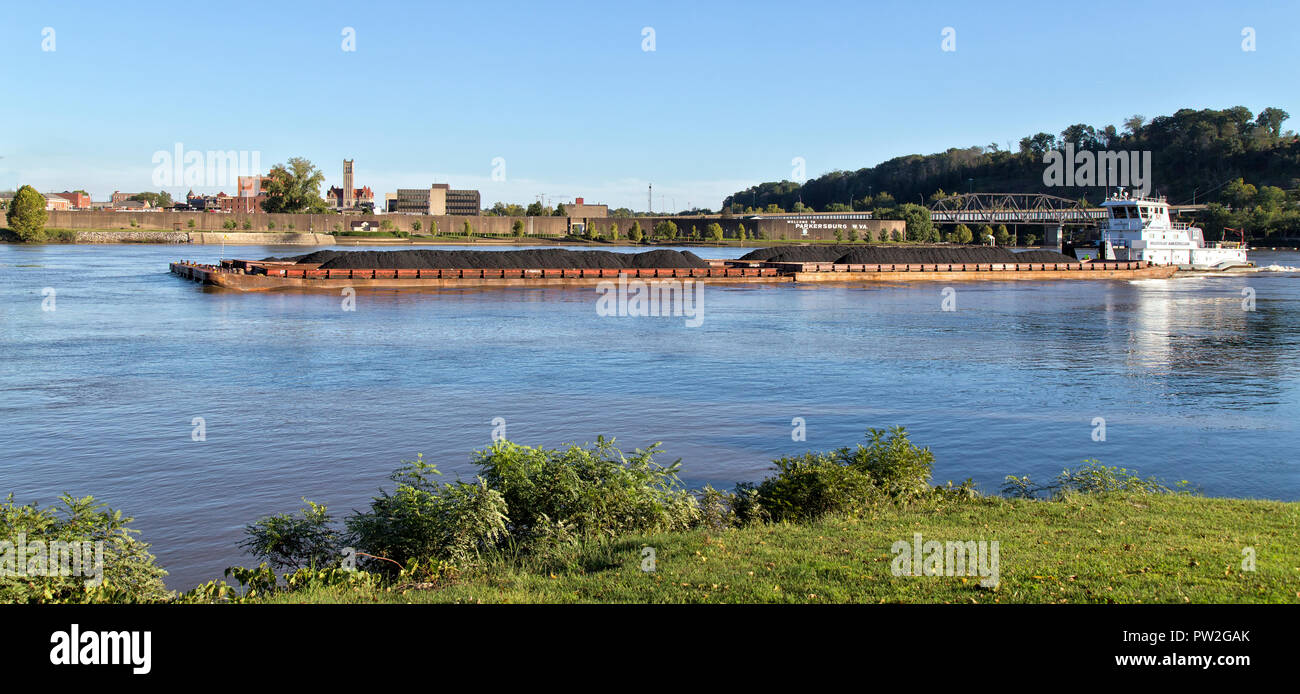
left=648, top=184, right=652, bottom=214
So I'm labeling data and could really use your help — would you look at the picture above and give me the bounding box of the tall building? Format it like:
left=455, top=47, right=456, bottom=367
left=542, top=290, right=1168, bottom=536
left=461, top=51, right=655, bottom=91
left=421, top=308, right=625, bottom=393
left=385, top=184, right=481, bottom=215
left=446, top=188, right=481, bottom=216
left=343, top=159, right=355, bottom=208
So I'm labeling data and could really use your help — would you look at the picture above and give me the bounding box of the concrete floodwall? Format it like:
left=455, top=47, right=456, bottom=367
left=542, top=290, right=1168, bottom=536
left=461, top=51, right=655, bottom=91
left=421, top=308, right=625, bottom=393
left=46, top=211, right=573, bottom=236
left=47, top=210, right=906, bottom=242
left=72, top=230, right=335, bottom=245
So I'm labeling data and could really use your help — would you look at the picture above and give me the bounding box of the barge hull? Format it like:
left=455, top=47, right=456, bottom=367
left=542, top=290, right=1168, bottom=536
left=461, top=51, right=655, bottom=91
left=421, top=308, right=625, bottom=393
left=793, top=264, right=1178, bottom=282
left=171, top=260, right=1177, bottom=291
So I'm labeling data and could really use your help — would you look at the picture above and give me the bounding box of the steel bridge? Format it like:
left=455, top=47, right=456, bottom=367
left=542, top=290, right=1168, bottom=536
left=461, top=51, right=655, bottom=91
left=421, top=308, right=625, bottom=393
left=926, top=193, right=1103, bottom=226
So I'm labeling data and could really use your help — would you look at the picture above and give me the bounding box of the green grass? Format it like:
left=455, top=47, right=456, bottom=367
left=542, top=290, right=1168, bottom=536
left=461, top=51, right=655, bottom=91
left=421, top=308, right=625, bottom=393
left=251, top=492, right=1299, bottom=604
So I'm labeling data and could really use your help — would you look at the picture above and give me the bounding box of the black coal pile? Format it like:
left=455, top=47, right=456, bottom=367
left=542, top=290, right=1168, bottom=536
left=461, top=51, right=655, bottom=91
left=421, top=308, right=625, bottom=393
left=833, top=246, right=1019, bottom=264
left=1010, top=249, right=1080, bottom=263
left=289, top=248, right=711, bottom=270
left=737, top=246, right=857, bottom=262
left=739, top=244, right=1080, bottom=265
left=261, top=250, right=347, bottom=264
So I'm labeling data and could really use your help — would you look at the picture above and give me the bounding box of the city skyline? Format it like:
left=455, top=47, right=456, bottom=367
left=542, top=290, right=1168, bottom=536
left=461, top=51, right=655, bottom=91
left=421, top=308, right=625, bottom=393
left=3, top=0, right=1297, bottom=210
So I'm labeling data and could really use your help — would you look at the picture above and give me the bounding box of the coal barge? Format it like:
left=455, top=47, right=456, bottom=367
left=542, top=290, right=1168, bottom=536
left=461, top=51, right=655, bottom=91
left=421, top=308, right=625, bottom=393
left=170, top=253, right=1175, bottom=291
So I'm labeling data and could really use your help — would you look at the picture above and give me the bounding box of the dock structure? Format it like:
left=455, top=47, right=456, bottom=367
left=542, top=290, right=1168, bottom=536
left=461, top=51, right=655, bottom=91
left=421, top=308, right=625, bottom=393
left=170, top=257, right=1175, bottom=291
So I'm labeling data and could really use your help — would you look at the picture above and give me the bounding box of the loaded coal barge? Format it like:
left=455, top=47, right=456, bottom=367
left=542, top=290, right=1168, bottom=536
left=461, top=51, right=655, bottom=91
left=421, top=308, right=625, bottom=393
left=170, top=247, right=1175, bottom=291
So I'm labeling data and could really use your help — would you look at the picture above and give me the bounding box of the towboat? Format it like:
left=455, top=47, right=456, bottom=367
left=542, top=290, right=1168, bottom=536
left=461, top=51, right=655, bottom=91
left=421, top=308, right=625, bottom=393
left=1069, top=189, right=1250, bottom=269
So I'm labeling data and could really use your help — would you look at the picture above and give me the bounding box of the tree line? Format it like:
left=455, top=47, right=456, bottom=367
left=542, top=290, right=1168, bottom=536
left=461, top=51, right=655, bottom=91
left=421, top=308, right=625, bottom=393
left=723, top=106, right=1300, bottom=241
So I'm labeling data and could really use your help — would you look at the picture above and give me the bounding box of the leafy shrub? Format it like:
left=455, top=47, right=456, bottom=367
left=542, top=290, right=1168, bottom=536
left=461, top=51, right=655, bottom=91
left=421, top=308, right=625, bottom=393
left=475, top=437, right=699, bottom=544
left=239, top=499, right=341, bottom=572
left=1003, top=460, right=1182, bottom=499
left=0, top=494, right=168, bottom=603
left=187, top=219, right=196, bottom=228
left=748, top=427, right=934, bottom=522
left=697, top=485, right=738, bottom=531
left=752, top=451, right=881, bottom=522
left=242, top=220, right=252, bottom=230
left=345, top=455, right=507, bottom=568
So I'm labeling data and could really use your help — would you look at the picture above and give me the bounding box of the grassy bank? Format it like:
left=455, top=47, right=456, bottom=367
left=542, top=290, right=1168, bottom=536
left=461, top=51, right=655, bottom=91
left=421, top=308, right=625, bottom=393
left=6, top=431, right=1296, bottom=605
left=251, top=492, right=1298, bottom=604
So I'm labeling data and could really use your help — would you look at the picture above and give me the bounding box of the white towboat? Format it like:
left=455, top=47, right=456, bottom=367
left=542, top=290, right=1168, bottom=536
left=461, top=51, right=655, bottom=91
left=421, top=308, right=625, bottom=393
left=1071, top=189, right=1250, bottom=269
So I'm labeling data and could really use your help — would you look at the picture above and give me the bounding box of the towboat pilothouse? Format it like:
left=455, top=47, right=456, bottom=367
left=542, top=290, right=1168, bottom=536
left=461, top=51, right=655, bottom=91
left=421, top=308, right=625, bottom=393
left=1070, top=189, right=1250, bottom=269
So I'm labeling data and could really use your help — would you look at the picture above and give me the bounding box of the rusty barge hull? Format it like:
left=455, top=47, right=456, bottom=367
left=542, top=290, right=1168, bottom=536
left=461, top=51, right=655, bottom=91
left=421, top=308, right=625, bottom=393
left=170, top=258, right=1176, bottom=291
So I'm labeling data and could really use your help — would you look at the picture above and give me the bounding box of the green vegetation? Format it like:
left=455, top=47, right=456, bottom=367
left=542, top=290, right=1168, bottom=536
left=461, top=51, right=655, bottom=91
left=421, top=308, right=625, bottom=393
left=129, top=191, right=172, bottom=209
left=6, top=431, right=1296, bottom=605
left=628, top=221, right=644, bottom=243
left=6, top=185, right=48, bottom=241
left=653, top=220, right=678, bottom=241
left=725, top=106, right=1300, bottom=242
left=261, top=157, right=330, bottom=214
left=1, top=493, right=168, bottom=603
left=706, top=222, right=724, bottom=243
left=251, top=492, right=1297, bottom=604
left=337, top=230, right=411, bottom=239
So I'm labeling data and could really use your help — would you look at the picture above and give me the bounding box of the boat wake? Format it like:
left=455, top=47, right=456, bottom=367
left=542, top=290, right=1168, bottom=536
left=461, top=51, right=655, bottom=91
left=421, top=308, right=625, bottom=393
left=1254, top=264, right=1300, bottom=273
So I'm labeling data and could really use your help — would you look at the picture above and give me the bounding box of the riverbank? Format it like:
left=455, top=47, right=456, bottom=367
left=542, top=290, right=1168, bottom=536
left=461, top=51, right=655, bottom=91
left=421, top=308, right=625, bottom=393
left=248, top=492, right=1298, bottom=604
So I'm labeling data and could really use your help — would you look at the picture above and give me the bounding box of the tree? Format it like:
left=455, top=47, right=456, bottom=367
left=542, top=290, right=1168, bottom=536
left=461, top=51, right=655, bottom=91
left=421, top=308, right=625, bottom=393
left=994, top=224, right=1010, bottom=246
left=554, top=204, right=566, bottom=217
left=955, top=224, right=973, bottom=244
left=511, top=219, right=525, bottom=236
left=833, top=229, right=843, bottom=242
left=884, top=203, right=934, bottom=242
left=847, top=228, right=858, bottom=242
left=736, top=223, right=746, bottom=242
left=608, top=222, right=619, bottom=240
left=525, top=202, right=545, bottom=216
left=1026, top=233, right=1038, bottom=246
left=412, top=220, right=422, bottom=232
left=6, top=185, right=48, bottom=242
left=1255, top=108, right=1290, bottom=139
left=463, top=220, right=474, bottom=236
left=628, top=221, right=643, bottom=243
left=654, top=220, right=678, bottom=241
left=707, top=223, right=724, bottom=243
left=1256, top=186, right=1287, bottom=211
left=261, top=157, right=329, bottom=213
left=130, top=191, right=173, bottom=208
left=1223, top=178, right=1257, bottom=209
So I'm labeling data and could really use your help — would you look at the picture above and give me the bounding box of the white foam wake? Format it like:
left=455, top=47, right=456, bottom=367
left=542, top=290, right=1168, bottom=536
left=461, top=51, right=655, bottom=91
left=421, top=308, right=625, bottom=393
left=1255, top=264, right=1300, bottom=273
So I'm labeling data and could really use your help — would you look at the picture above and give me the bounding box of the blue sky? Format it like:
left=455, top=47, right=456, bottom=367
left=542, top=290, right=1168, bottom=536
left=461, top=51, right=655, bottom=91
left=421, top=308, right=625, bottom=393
left=2, top=0, right=1296, bottom=210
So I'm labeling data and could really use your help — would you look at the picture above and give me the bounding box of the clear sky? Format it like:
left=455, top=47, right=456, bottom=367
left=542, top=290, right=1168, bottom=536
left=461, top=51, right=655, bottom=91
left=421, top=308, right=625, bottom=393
left=2, top=0, right=1297, bottom=210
